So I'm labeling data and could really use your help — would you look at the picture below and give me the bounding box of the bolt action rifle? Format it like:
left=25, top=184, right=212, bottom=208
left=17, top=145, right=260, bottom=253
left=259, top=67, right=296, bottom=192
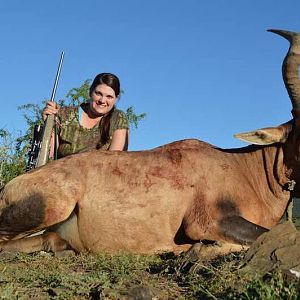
left=26, top=52, right=65, bottom=171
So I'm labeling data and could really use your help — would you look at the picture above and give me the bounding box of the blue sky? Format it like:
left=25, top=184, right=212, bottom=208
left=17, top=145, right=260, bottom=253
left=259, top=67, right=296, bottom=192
left=1, top=1, right=300, bottom=150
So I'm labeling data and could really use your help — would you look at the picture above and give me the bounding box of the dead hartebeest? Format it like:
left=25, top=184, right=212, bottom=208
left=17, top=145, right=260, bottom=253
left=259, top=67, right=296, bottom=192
left=0, top=29, right=299, bottom=256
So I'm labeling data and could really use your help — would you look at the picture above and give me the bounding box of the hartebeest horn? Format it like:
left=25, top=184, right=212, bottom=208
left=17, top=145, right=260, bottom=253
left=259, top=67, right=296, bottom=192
left=268, top=29, right=300, bottom=110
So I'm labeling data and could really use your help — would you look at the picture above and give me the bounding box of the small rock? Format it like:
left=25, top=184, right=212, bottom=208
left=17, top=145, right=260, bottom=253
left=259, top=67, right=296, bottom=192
left=54, top=250, right=76, bottom=258
left=127, top=285, right=154, bottom=300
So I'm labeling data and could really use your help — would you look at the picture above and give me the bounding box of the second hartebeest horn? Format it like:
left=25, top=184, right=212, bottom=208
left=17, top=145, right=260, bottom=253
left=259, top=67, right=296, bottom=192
left=268, top=29, right=300, bottom=110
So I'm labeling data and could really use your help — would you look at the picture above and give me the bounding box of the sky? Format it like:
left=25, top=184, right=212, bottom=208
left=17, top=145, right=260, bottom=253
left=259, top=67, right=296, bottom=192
left=1, top=0, right=300, bottom=151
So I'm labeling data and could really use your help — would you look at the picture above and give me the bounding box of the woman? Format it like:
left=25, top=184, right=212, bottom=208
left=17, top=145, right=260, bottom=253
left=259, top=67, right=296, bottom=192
left=42, top=73, right=129, bottom=159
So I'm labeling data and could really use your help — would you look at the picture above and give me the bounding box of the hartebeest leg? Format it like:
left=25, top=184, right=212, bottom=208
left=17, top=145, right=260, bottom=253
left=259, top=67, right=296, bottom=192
left=181, top=216, right=268, bottom=263
left=0, top=232, right=72, bottom=254
left=219, top=215, right=268, bottom=244
left=0, top=183, right=78, bottom=253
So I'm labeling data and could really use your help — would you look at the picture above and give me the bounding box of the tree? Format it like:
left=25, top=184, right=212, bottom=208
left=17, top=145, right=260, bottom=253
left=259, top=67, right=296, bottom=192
left=0, top=129, right=26, bottom=186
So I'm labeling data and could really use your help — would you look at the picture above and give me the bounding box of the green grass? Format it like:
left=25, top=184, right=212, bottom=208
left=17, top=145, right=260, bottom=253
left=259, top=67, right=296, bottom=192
left=0, top=251, right=298, bottom=299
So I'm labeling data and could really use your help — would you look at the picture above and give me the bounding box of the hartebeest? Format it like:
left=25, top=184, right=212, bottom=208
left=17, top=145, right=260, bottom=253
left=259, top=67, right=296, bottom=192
left=0, top=29, right=299, bottom=255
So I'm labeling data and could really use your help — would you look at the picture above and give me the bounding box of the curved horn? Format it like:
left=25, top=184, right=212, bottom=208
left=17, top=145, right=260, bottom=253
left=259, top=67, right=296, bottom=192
left=268, top=29, right=300, bottom=110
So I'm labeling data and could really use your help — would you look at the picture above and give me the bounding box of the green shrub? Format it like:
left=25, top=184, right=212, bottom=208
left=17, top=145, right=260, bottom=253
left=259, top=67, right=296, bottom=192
left=241, top=271, right=299, bottom=300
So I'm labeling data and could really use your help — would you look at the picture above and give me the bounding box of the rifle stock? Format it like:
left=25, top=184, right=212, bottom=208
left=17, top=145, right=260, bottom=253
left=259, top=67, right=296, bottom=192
left=36, top=114, right=55, bottom=167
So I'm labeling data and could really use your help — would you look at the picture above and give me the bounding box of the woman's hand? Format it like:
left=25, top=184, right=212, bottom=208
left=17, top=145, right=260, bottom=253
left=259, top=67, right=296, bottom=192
left=42, top=101, right=60, bottom=121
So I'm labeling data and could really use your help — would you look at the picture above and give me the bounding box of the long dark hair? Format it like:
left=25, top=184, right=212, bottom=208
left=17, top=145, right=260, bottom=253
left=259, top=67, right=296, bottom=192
left=90, top=73, right=120, bottom=145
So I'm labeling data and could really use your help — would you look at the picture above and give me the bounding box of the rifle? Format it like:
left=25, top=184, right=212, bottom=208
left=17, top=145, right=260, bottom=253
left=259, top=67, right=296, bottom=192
left=26, top=52, right=65, bottom=171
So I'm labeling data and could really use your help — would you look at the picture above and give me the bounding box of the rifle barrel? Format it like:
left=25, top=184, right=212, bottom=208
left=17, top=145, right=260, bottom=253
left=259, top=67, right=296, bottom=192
left=50, top=51, right=64, bottom=102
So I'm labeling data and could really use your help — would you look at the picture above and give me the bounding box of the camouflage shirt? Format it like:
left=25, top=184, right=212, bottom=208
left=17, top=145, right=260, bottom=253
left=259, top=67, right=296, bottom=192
left=56, top=105, right=129, bottom=158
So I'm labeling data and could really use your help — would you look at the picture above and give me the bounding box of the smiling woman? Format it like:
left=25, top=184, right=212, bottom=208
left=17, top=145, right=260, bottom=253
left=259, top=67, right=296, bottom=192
left=42, top=73, right=129, bottom=158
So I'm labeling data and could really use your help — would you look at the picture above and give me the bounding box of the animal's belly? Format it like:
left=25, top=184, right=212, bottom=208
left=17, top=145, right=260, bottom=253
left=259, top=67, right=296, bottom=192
left=76, top=192, right=190, bottom=254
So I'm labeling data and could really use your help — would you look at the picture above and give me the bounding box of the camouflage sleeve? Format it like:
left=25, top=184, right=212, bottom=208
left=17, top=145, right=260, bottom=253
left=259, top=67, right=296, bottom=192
left=56, top=106, right=67, bottom=127
left=55, top=107, right=63, bottom=135
left=109, top=109, right=129, bottom=137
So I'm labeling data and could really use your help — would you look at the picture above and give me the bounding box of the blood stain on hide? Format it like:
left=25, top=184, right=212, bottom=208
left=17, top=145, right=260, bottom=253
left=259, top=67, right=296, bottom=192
left=0, top=194, right=45, bottom=234
left=112, top=167, right=123, bottom=176
left=148, top=166, right=186, bottom=190
left=143, top=174, right=155, bottom=191
left=166, top=148, right=182, bottom=164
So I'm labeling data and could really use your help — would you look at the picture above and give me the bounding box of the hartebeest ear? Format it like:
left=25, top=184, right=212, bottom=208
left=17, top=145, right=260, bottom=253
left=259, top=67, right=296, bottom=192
left=234, top=120, right=293, bottom=145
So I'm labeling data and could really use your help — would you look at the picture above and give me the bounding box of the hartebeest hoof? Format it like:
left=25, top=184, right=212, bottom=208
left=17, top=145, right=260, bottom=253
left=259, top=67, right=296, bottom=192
left=180, top=241, right=249, bottom=273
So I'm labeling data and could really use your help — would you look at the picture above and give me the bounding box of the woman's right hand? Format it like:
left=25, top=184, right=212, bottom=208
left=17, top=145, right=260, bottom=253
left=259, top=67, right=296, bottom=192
left=42, top=101, right=60, bottom=121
